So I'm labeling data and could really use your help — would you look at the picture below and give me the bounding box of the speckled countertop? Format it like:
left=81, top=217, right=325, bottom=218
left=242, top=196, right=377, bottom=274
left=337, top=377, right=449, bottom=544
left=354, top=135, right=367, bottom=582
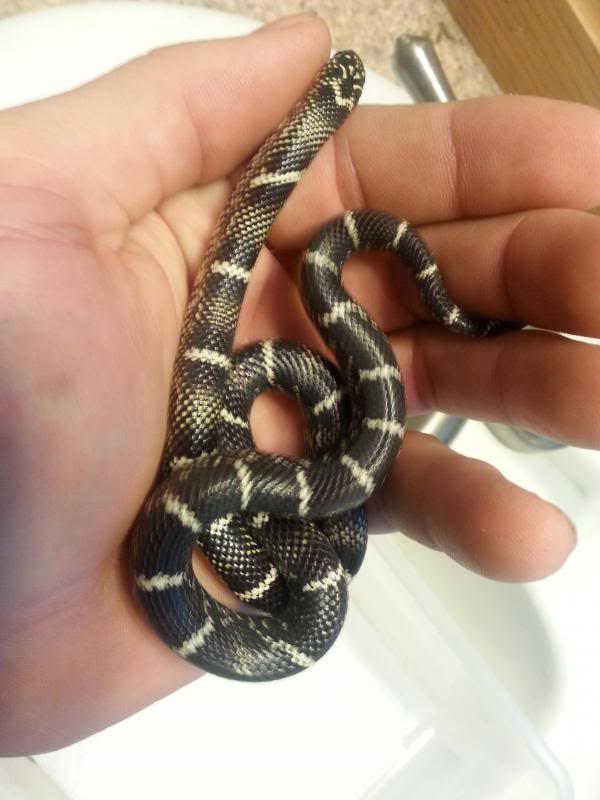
left=0, top=0, right=499, bottom=99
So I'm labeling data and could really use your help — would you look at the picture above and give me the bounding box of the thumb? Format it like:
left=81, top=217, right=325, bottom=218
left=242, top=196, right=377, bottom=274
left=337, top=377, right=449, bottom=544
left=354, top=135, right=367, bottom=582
left=0, top=13, right=330, bottom=230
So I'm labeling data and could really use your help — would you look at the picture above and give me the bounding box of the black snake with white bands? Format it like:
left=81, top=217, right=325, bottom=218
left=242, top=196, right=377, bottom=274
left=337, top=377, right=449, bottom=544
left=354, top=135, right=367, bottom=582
left=131, top=51, right=512, bottom=681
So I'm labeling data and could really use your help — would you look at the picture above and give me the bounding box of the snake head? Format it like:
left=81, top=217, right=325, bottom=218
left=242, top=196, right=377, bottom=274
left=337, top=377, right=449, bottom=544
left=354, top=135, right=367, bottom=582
left=317, top=50, right=365, bottom=111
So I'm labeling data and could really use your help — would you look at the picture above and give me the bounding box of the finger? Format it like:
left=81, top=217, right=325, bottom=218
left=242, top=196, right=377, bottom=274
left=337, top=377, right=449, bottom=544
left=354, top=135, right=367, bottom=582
left=0, top=14, right=330, bottom=241
left=390, top=327, right=600, bottom=448
left=367, top=432, right=576, bottom=581
left=271, top=96, right=600, bottom=247
left=419, top=208, right=600, bottom=336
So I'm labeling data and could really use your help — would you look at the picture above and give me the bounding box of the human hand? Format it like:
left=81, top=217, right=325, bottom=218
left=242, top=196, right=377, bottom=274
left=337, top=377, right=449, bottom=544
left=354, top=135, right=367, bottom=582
left=1, top=12, right=598, bottom=754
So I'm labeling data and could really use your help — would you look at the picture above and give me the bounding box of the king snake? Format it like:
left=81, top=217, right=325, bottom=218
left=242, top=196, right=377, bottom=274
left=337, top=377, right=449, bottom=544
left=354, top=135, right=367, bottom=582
left=131, top=50, right=513, bottom=681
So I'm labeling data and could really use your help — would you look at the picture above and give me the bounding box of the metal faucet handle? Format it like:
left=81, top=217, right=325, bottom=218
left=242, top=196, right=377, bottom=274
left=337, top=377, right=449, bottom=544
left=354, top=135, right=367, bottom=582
left=392, top=34, right=456, bottom=103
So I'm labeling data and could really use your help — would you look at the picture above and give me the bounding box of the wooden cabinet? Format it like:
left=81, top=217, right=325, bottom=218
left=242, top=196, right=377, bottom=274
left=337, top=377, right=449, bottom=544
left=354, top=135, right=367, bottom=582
left=444, top=0, right=600, bottom=106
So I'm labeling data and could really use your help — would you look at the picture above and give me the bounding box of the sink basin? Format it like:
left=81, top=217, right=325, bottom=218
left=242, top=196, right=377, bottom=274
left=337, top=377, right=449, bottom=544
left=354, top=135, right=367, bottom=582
left=428, top=422, right=600, bottom=798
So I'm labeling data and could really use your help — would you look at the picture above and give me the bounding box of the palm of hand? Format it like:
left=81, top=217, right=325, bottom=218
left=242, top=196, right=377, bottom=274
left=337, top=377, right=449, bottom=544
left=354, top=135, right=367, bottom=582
left=1, top=136, right=311, bottom=752
left=0, top=173, right=211, bottom=745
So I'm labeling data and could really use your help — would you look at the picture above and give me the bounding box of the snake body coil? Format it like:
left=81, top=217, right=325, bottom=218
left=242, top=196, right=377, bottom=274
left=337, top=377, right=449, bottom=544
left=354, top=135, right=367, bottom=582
left=131, top=51, right=509, bottom=681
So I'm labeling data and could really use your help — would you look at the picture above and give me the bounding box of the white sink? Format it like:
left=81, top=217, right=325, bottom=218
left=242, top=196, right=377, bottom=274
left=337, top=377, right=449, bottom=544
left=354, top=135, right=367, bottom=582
left=0, top=3, right=597, bottom=798
left=444, top=424, right=600, bottom=798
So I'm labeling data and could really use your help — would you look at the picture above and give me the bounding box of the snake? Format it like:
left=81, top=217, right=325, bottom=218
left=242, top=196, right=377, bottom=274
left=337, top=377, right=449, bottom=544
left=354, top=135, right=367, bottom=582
left=130, top=50, right=513, bottom=681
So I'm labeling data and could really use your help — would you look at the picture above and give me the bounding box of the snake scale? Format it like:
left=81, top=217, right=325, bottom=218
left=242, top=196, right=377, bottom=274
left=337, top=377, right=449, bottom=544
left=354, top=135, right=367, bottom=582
left=131, top=50, right=512, bottom=681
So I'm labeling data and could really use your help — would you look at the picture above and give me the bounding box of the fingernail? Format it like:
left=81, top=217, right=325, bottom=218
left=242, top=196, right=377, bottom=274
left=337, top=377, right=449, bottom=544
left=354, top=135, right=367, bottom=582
left=253, top=12, right=319, bottom=34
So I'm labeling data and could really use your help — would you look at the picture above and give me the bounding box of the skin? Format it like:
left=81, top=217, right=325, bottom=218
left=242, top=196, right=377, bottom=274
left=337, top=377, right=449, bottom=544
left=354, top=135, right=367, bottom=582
left=1, top=12, right=599, bottom=755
